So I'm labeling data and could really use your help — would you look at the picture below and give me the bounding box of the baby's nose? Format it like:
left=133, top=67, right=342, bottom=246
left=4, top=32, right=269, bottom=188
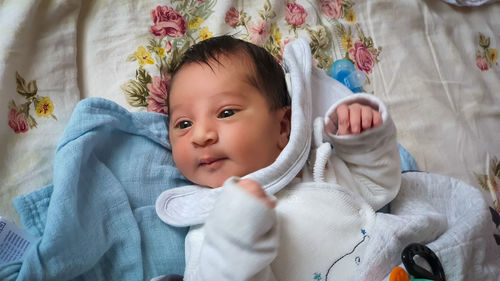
left=192, top=124, right=218, bottom=146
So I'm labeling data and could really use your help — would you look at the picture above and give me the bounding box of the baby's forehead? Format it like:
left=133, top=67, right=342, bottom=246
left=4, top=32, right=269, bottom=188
left=188, top=51, right=256, bottom=77
left=171, top=52, right=258, bottom=92
left=167, top=49, right=270, bottom=116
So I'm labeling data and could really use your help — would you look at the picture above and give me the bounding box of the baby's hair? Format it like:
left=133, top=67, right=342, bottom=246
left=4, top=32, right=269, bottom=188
left=167, top=35, right=290, bottom=113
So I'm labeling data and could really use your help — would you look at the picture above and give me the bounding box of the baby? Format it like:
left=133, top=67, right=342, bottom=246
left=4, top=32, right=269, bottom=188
left=164, top=35, right=401, bottom=280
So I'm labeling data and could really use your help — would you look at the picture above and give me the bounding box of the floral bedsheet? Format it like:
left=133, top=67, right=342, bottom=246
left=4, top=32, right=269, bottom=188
left=1, top=0, right=499, bottom=242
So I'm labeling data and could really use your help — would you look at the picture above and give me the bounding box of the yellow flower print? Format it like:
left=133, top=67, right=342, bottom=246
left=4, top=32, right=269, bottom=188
left=342, top=34, right=353, bottom=51
left=488, top=48, right=498, bottom=64
left=271, top=23, right=282, bottom=43
left=35, top=97, right=55, bottom=118
left=134, top=46, right=154, bottom=66
left=199, top=27, right=213, bottom=41
left=189, top=17, right=204, bottom=30
left=154, top=46, right=166, bottom=58
left=346, top=10, right=356, bottom=24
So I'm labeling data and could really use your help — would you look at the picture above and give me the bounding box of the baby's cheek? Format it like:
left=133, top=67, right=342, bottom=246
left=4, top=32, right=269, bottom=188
left=171, top=145, right=190, bottom=175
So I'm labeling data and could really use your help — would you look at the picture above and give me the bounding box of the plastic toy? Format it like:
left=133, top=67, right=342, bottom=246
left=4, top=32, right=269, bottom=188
left=389, top=267, right=410, bottom=281
left=389, top=243, right=446, bottom=281
left=330, top=59, right=366, bottom=93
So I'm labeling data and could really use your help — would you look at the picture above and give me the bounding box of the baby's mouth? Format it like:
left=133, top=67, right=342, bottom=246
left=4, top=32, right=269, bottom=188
left=199, top=157, right=227, bottom=168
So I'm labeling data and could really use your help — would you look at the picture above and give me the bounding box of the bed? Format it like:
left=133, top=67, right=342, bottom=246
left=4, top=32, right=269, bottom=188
left=1, top=0, right=499, bottom=280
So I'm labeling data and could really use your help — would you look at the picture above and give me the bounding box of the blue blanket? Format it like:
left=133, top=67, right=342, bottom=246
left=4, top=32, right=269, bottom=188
left=0, top=98, right=418, bottom=281
left=1, top=98, right=191, bottom=280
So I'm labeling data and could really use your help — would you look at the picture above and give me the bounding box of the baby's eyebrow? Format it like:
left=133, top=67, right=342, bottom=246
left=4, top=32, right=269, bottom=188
left=167, top=109, right=184, bottom=125
left=213, top=90, right=249, bottom=100
left=169, top=90, right=248, bottom=117
left=168, top=102, right=183, bottom=116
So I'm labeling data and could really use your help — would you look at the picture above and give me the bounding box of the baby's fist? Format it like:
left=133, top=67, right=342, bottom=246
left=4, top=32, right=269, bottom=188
left=238, top=179, right=276, bottom=209
left=336, top=103, right=382, bottom=135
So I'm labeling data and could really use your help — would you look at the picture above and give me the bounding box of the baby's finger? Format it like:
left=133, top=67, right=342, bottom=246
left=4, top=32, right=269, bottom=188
left=238, top=179, right=276, bottom=209
left=361, top=106, right=374, bottom=131
left=349, top=104, right=361, bottom=134
left=238, top=179, right=265, bottom=197
left=373, top=111, right=382, bottom=128
left=336, top=104, right=350, bottom=135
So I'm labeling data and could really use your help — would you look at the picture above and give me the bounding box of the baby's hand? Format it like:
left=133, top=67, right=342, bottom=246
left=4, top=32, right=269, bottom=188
left=238, top=179, right=276, bottom=209
left=336, top=103, right=382, bottom=135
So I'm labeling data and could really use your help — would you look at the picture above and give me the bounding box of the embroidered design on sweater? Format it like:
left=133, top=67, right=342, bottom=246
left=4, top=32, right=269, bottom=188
left=321, top=229, right=369, bottom=281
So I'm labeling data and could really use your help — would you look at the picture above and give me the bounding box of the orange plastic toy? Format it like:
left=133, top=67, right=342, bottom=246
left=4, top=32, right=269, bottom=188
left=389, top=266, right=410, bottom=281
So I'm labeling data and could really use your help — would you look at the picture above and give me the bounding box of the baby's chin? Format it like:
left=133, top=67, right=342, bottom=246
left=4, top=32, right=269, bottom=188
left=190, top=166, right=269, bottom=188
left=193, top=172, right=253, bottom=188
left=192, top=176, right=228, bottom=189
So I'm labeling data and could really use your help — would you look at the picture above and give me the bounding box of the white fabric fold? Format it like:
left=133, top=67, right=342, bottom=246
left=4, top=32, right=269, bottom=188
left=356, top=172, right=500, bottom=280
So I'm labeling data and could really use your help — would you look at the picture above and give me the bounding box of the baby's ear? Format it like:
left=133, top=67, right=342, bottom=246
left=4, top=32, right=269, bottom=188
left=278, top=106, right=291, bottom=150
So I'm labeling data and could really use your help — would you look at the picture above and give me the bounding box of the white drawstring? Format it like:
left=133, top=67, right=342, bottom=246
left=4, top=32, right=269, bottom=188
left=312, top=117, right=332, bottom=182
left=313, top=117, right=324, bottom=148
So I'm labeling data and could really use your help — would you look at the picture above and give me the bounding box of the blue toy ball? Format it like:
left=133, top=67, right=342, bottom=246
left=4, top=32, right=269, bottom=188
left=330, top=59, right=366, bottom=93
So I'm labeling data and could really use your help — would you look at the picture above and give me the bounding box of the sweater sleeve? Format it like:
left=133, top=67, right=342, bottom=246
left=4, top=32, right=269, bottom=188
left=187, top=177, right=279, bottom=281
left=323, top=94, right=401, bottom=211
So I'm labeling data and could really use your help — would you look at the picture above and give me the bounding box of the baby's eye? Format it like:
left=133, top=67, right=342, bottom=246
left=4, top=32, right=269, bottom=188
left=218, top=109, right=235, bottom=118
left=176, top=120, right=192, bottom=129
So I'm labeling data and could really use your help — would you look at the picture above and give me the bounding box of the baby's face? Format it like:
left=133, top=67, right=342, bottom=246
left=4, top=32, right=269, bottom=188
left=168, top=55, right=289, bottom=188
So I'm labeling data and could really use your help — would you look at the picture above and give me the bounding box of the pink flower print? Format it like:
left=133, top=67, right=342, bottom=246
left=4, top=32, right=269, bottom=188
left=249, top=19, right=270, bottom=45
left=349, top=40, right=375, bottom=74
left=165, top=41, right=172, bottom=52
left=320, top=0, right=342, bottom=19
left=286, top=2, right=308, bottom=27
left=146, top=76, right=170, bottom=114
left=150, top=6, right=187, bottom=38
left=225, top=7, right=240, bottom=28
left=8, top=108, right=29, bottom=134
left=476, top=55, right=489, bottom=71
